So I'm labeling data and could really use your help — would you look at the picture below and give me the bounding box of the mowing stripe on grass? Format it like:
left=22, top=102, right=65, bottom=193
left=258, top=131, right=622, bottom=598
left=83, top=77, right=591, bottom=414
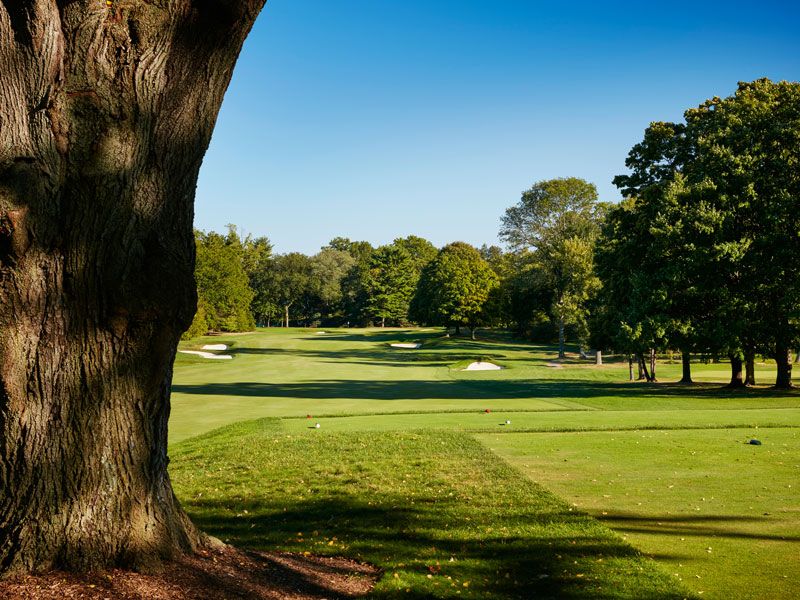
left=171, top=422, right=693, bottom=599
left=477, top=427, right=800, bottom=600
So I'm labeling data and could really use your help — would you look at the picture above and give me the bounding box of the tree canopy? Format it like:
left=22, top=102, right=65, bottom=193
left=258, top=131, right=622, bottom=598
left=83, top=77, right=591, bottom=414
left=411, top=242, right=499, bottom=337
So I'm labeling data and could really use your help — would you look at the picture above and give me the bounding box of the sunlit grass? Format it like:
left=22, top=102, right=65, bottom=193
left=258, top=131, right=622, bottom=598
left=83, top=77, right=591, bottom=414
left=478, top=428, right=800, bottom=600
left=169, top=327, right=799, bottom=598
left=171, top=422, right=690, bottom=599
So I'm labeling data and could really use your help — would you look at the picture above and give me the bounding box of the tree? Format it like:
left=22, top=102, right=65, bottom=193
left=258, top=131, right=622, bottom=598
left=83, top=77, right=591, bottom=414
left=309, top=248, right=355, bottom=322
left=262, top=253, right=314, bottom=327
left=500, top=178, right=604, bottom=358
left=240, top=231, right=275, bottom=325
left=685, top=80, right=800, bottom=388
left=611, top=80, right=800, bottom=388
left=541, top=236, right=601, bottom=358
left=0, top=0, right=265, bottom=574
left=393, top=235, right=438, bottom=274
left=500, top=177, right=602, bottom=252
left=193, top=228, right=255, bottom=333
left=411, top=242, right=499, bottom=338
left=326, top=238, right=375, bottom=326
left=364, top=245, right=417, bottom=326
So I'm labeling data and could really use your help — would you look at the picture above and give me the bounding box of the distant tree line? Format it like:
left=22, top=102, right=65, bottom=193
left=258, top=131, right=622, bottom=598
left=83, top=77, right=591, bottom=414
left=186, top=79, right=798, bottom=388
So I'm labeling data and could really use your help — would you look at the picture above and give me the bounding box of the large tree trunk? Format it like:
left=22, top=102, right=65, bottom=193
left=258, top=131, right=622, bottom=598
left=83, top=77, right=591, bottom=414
left=744, top=349, right=756, bottom=386
left=774, top=343, right=793, bottom=389
left=558, top=317, right=565, bottom=359
left=679, top=351, right=692, bottom=384
left=728, top=354, right=745, bottom=388
left=0, top=0, right=265, bottom=575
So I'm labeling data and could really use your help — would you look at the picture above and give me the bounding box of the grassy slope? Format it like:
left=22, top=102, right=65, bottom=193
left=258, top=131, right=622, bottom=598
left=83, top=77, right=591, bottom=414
left=170, top=328, right=799, bottom=599
left=170, top=421, right=687, bottom=600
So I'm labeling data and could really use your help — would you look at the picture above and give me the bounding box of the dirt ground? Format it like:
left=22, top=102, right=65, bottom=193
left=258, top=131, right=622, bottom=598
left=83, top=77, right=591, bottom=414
left=0, top=546, right=380, bottom=599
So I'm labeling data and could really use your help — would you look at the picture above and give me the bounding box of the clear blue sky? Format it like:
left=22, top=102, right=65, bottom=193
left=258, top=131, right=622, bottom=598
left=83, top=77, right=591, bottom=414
left=195, top=0, right=800, bottom=254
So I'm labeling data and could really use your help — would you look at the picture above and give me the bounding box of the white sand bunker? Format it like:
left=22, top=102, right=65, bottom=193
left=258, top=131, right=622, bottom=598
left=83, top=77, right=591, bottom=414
left=179, top=350, right=233, bottom=360
left=315, top=331, right=327, bottom=335
left=463, top=361, right=502, bottom=371
left=391, top=343, right=422, bottom=349
left=202, top=344, right=228, bottom=351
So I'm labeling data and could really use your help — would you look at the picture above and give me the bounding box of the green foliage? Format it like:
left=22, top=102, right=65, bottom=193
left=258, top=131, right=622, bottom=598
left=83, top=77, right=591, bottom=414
left=393, top=235, right=438, bottom=273
left=327, top=238, right=376, bottom=326
left=192, top=227, right=255, bottom=334
left=601, top=79, right=800, bottom=385
left=242, top=234, right=276, bottom=326
left=500, top=177, right=602, bottom=252
left=364, top=245, right=417, bottom=326
left=182, top=298, right=209, bottom=340
left=500, top=178, right=604, bottom=351
left=412, top=242, right=499, bottom=329
left=262, top=252, right=315, bottom=326
left=310, top=248, right=356, bottom=318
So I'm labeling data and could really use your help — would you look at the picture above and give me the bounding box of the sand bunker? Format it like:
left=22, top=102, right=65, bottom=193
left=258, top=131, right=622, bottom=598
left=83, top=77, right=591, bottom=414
left=390, top=343, right=421, bottom=349
left=202, top=344, right=228, bottom=351
left=463, top=361, right=502, bottom=371
left=315, top=331, right=327, bottom=335
left=179, top=350, right=233, bottom=360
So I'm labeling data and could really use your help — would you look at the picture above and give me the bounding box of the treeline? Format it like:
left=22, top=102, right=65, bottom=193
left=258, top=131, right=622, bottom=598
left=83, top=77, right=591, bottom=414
left=186, top=230, right=500, bottom=338
left=593, top=79, right=800, bottom=389
left=186, top=79, right=798, bottom=388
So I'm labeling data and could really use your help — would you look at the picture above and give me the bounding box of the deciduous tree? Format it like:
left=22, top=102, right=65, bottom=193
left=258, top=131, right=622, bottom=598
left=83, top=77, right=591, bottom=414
left=411, top=242, right=498, bottom=338
left=0, top=0, right=265, bottom=573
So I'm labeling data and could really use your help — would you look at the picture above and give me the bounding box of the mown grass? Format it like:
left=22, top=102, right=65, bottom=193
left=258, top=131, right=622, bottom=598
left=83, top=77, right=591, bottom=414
left=169, top=327, right=800, bottom=599
left=170, top=421, right=690, bottom=599
left=477, top=428, right=800, bottom=600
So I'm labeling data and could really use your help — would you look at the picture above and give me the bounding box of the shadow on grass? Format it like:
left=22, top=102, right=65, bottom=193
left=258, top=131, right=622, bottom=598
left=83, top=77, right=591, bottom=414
left=186, top=496, right=686, bottom=600
left=172, top=378, right=796, bottom=401
left=599, top=512, right=800, bottom=542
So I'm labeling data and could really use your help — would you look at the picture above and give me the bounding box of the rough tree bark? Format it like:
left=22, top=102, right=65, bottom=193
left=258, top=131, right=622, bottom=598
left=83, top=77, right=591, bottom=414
left=744, top=349, right=756, bottom=386
left=728, top=354, right=745, bottom=388
left=679, top=350, right=692, bottom=384
left=0, top=0, right=265, bottom=575
left=774, top=343, right=793, bottom=389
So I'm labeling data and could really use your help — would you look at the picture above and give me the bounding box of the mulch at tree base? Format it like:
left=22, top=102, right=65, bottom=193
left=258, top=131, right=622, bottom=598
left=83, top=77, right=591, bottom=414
left=0, top=545, right=380, bottom=599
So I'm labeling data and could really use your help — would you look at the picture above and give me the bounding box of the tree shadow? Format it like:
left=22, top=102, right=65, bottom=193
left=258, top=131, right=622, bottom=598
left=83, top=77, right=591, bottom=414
left=172, top=378, right=796, bottom=401
left=598, top=511, right=800, bottom=542
left=185, top=496, right=687, bottom=600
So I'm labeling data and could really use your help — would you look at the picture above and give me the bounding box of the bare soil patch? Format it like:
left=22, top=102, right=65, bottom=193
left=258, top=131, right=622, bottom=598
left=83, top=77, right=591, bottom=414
left=0, top=546, right=380, bottom=599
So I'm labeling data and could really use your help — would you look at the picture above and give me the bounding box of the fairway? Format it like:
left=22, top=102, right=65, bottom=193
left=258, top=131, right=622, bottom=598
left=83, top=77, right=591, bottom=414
left=169, top=328, right=800, bottom=599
